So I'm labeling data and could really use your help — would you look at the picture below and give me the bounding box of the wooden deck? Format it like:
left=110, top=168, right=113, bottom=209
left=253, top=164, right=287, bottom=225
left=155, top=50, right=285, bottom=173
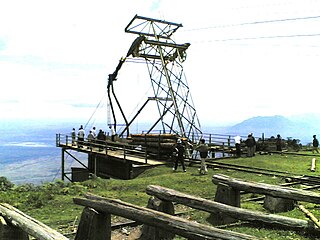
left=57, top=142, right=166, bottom=166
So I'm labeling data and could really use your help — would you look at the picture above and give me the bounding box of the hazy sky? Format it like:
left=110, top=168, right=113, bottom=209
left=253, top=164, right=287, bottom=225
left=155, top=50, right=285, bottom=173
left=1, top=0, right=320, bottom=127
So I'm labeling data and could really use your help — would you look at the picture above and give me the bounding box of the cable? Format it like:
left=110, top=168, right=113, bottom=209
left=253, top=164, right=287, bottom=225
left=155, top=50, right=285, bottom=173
left=183, top=15, right=320, bottom=32
left=201, top=33, right=320, bottom=43
left=84, top=93, right=107, bottom=130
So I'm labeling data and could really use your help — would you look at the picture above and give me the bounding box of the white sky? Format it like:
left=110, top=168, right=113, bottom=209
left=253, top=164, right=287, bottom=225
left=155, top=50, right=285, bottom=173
left=1, top=0, right=320, bottom=127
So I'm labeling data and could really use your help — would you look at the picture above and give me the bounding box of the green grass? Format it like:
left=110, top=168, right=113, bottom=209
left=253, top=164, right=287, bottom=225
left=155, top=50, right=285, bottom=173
left=1, top=152, right=320, bottom=239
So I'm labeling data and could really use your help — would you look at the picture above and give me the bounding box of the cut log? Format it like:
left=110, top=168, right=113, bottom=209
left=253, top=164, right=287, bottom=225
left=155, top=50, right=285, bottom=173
left=212, top=174, right=320, bottom=204
left=130, top=134, right=177, bottom=140
left=74, top=194, right=258, bottom=240
left=145, top=185, right=318, bottom=231
left=0, top=203, right=68, bottom=240
left=298, top=205, right=320, bottom=228
left=311, top=158, right=316, bottom=172
left=0, top=216, right=29, bottom=240
left=132, top=141, right=175, bottom=148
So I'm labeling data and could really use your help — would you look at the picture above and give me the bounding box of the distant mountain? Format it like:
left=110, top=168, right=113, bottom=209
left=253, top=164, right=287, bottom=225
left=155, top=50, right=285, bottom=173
left=225, top=115, right=317, bottom=144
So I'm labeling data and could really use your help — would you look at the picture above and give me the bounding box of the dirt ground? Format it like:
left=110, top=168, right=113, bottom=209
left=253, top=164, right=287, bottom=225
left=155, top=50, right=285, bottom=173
left=112, top=226, right=143, bottom=240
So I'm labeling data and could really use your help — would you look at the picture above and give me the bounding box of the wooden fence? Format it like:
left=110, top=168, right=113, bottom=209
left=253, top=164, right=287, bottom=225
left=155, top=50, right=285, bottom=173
left=73, top=194, right=258, bottom=240
left=2, top=180, right=320, bottom=239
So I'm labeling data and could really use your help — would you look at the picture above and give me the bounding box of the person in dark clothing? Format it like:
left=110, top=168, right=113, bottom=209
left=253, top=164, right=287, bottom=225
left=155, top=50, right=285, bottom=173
left=313, top=135, right=319, bottom=154
left=245, top=134, right=254, bottom=157
left=276, top=134, right=282, bottom=151
left=195, top=138, right=209, bottom=174
left=234, top=135, right=242, bottom=158
left=96, top=129, right=106, bottom=151
left=173, top=139, right=186, bottom=172
left=251, top=133, right=256, bottom=156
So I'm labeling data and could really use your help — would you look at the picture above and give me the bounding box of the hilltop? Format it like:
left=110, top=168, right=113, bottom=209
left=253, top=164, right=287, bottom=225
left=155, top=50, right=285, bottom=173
left=0, top=153, right=318, bottom=239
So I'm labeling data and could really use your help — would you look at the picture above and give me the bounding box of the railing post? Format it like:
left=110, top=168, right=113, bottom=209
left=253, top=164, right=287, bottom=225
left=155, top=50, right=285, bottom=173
left=55, top=134, right=59, bottom=147
left=222, top=142, right=225, bottom=157
left=61, top=149, right=65, bottom=181
left=158, top=134, right=161, bottom=160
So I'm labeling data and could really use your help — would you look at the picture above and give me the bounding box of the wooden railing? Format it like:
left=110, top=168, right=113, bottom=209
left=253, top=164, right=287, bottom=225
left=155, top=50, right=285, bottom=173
left=56, top=133, right=149, bottom=163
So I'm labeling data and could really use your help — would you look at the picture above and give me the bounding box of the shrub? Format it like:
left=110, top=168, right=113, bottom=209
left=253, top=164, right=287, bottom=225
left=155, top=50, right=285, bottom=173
left=0, top=177, right=14, bottom=191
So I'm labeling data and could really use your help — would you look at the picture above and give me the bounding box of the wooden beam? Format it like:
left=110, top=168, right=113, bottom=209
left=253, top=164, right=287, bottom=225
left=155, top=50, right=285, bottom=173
left=0, top=203, right=68, bottom=240
left=298, top=205, right=320, bottom=228
left=146, top=185, right=317, bottom=231
left=73, top=194, right=258, bottom=240
left=212, top=174, right=320, bottom=204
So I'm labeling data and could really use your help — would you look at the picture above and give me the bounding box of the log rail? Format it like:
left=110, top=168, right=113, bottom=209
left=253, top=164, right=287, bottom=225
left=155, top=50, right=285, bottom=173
left=212, top=174, right=320, bottom=204
left=146, top=185, right=318, bottom=232
left=73, top=194, right=258, bottom=240
left=0, top=203, right=68, bottom=240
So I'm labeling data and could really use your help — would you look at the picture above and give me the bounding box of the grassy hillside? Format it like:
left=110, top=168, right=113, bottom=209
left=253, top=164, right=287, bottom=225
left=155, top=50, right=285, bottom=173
left=0, top=153, right=319, bottom=239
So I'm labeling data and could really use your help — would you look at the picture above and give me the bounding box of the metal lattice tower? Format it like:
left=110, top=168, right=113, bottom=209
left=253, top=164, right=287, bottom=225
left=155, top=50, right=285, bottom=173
left=123, top=15, right=202, bottom=141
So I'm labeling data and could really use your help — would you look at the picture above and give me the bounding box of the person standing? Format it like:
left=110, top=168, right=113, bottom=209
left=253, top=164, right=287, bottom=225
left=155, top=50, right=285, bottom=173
left=91, top=126, right=97, bottom=138
left=77, top=125, right=85, bottom=148
left=234, top=135, right=242, bottom=158
left=87, top=130, right=95, bottom=150
left=172, top=138, right=186, bottom=172
left=195, top=139, right=209, bottom=175
left=245, top=134, right=254, bottom=157
left=109, top=125, right=116, bottom=142
left=97, top=129, right=106, bottom=151
left=276, top=134, right=282, bottom=152
left=313, top=135, right=319, bottom=154
left=251, top=133, right=256, bottom=156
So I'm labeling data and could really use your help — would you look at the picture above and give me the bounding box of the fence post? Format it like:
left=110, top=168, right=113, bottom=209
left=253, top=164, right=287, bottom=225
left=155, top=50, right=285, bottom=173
left=141, top=196, right=175, bottom=240
left=0, top=216, right=29, bottom=240
left=222, top=142, right=225, bottom=157
left=75, top=207, right=111, bottom=240
left=145, top=146, right=148, bottom=164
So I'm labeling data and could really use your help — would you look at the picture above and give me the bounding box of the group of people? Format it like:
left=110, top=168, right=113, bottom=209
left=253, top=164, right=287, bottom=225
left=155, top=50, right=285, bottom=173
left=172, top=138, right=209, bottom=175
left=233, top=133, right=257, bottom=158
left=234, top=133, right=285, bottom=158
left=71, top=125, right=116, bottom=149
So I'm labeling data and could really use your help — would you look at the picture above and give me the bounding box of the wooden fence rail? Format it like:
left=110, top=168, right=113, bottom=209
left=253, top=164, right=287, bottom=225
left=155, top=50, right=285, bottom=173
left=145, top=185, right=318, bottom=232
left=73, top=194, right=259, bottom=240
left=0, top=203, right=68, bottom=240
left=212, top=174, right=320, bottom=204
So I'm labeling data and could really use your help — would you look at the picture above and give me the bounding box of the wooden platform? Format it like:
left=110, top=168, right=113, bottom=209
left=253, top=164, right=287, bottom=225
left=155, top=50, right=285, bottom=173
left=57, top=142, right=166, bottom=166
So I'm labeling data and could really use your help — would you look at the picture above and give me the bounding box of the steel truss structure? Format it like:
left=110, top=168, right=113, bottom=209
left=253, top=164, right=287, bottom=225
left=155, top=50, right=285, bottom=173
left=109, top=15, right=202, bottom=142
